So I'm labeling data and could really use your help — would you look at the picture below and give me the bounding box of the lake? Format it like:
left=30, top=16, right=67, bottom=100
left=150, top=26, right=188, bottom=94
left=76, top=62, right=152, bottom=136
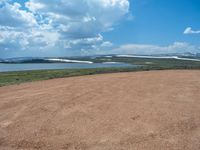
left=0, top=63, right=135, bottom=72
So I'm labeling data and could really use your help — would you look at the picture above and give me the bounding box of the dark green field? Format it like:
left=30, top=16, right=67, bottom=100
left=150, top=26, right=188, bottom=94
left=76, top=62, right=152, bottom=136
left=1, top=57, right=200, bottom=87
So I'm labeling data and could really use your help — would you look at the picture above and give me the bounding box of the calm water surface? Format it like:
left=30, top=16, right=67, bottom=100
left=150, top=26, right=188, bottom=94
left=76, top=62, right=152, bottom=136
left=0, top=63, right=136, bottom=72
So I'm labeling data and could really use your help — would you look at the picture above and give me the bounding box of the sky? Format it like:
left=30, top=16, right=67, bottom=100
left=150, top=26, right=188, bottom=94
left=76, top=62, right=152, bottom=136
left=0, top=0, right=200, bottom=58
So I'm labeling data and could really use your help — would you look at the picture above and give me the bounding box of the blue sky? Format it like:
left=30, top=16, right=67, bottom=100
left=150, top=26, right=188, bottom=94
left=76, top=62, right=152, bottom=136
left=104, top=0, right=200, bottom=45
left=0, top=0, right=200, bottom=58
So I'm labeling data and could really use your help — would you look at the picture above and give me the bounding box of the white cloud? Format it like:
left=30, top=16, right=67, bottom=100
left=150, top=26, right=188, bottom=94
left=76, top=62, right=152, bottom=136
left=25, top=0, right=129, bottom=38
left=184, top=27, right=200, bottom=34
left=101, top=41, right=113, bottom=47
left=0, top=2, right=37, bottom=27
left=111, top=42, right=198, bottom=55
left=0, top=0, right=130, bottom=57
left=0, top=25, right=60, bottom=51
left=26, top=0, right=129, bottom=46
left=2, top=1, right=198, bottom=58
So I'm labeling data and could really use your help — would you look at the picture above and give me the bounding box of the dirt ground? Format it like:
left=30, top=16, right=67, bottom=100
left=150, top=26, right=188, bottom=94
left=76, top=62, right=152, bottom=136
left=0, top=70, right=200, bottom=150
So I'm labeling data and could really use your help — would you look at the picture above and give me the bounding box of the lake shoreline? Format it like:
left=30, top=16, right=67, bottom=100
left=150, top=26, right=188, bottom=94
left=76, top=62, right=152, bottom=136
left=0, top=62, right=134, bottom=73
left=1, top=66, right=200, bottom=87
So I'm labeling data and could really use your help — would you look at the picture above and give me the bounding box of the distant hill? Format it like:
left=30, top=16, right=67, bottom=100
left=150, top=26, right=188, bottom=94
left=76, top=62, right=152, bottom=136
left=0, top=52, right=200, bottom=64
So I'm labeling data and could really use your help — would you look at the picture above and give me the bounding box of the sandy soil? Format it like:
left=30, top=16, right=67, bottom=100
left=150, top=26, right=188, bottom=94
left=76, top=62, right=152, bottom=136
left=0, top=70, right=200, bottom=150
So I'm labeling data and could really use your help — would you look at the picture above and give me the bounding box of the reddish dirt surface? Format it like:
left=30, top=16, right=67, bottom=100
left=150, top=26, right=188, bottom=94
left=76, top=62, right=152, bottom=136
left=0, top=70, right=200, bottom=150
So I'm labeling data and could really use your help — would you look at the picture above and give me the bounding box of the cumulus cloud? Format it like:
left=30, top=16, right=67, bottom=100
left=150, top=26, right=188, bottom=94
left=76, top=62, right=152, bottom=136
left=111, top=42, right=198, bottom=55
left=2, top=1, right=198, bottom=58
left=0, top=2, right=37, bottom=27
left=0, top=0, right=130, bottom=57
left=184, top=27, right=200, bottom=34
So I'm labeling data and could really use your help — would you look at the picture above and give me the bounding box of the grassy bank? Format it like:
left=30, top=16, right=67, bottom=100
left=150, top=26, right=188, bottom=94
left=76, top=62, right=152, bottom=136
left=1, top=66, right=200, bottom=87
left=0, top=67, right=140, bottom=87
